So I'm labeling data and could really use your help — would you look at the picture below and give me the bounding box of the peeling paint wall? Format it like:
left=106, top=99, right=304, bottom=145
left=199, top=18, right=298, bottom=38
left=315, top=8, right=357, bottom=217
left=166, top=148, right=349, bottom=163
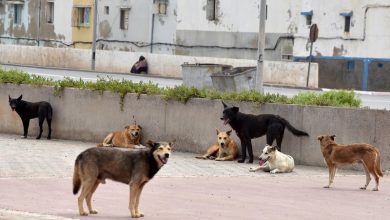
left=0, top=0, right=72, bottom=46
left=292, top=0, right=390, bottom=58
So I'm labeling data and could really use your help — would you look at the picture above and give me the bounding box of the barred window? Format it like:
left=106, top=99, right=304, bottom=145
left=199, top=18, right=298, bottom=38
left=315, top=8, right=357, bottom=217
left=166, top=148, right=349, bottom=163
left=72, top=6, right=91, bottom=27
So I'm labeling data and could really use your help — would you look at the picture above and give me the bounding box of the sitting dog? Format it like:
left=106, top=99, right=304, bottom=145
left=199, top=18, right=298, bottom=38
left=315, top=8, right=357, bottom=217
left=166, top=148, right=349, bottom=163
left=195, top=129, right=238, bottom=161
left=8, top=95, right=53, bottom=139
left=97, top=123, right=142, bottom=148
left=317, top=135, right=383, bottom=191
left=249, top=145, right=294, bottom=173
left=73, top=140, right=172, bottom=217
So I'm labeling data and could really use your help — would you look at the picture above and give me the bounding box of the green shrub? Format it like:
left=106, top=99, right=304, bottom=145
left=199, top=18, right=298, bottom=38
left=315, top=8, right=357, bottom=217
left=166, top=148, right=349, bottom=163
left=0, top=68, right=361, bottom=109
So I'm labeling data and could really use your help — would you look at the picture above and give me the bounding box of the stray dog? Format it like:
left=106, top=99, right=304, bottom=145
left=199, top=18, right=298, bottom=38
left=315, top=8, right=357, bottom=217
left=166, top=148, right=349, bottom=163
left=317, top=135, right=383, bottom=191
left=73, top=140, right=172, bottom=218
left=97, top=123, right=142, bottom=148
left=220, top=101, right=308, bottom=163
left=195, top=129, right=238, bottom=161
left=249, top=145, right=294, bottom=173
left=8, top=95, right=53, bottom=139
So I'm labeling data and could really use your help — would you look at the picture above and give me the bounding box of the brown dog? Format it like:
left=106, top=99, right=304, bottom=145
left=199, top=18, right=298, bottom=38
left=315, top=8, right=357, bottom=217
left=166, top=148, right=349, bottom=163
left=317, top=135, right=383, bottom=191
left=97, top=124, right=142, bottom=148
left=195, top=129, right=238, bottom=161
left=73, top=140, right=172, bottom=218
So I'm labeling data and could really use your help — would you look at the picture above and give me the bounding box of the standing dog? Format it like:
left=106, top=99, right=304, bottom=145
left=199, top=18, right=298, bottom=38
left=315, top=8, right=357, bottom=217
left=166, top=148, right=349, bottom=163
left=97, top=123, right=142, bottom=148
left=73, top=140, right=172, bottom=218
left=220, top=101, right=308, bottom=163
left=195, top=129, right=238, bottom=161
left=317, top=135, right=383, bottom=191
left=8, top=95, right=53, bottom=139
left=249, top=145, right=294, bottom=173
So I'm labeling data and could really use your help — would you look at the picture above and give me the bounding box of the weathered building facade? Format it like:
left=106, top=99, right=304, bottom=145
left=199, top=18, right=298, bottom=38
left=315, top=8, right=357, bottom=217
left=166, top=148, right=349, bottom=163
left=1, top=0, right=390, bottom=91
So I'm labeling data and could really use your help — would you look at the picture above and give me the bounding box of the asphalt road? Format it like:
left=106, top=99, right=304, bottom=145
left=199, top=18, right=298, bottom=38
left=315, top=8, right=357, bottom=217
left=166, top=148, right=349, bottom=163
left=2, top=64, right=390, bottom=110
left=0, top=133, right=389, bottom=220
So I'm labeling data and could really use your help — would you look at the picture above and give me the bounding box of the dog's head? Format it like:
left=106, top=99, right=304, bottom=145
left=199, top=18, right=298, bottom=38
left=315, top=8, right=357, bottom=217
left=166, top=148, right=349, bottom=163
left=8, top=95, right=23, bottom=111
left=147, top=140, right=172, bottom=167
left=258, top=144, right=278, bottom=166
left=216, top=129, right=232, bottom=148
left=317, top=135, right=336, bottom=146
left=220, top=101, right=239, bottom=125
left=125, top=124, right=142, bottom=140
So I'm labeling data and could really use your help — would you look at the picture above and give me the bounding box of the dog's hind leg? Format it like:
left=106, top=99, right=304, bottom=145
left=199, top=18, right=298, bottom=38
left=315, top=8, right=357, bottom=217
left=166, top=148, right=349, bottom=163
left=46, top=116, right=52, bottom=139
left=360, top=161, right=371, bottom=190
left=36, top=115, right=45, bottom=139
left=364, top=158, right=380, bottom=191
left=86, top=181, right=100, bottom=214
left=78, top=180, right=95, bottom=216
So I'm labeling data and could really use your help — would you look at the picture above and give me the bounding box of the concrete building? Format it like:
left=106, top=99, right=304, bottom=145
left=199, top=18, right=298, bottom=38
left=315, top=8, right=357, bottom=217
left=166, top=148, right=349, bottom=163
left=72, top=0, right=94, bottom=48
left=0, top=0, right=73, bottom=47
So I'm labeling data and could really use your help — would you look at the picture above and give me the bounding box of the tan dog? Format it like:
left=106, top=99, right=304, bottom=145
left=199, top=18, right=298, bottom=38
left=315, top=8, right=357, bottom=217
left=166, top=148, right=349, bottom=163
left=195, top=129, right=238, bottom=161
left=73, top=141, right=172, bottom=218
left=97, top=124, right=142, bottom=148
left=317, top=135, right=383, bottom=191
left=249, top=144, right=294, bottom=173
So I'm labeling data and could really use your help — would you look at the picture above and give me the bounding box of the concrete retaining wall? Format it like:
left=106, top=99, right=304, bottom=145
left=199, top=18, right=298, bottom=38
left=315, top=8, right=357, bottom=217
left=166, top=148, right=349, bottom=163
left=0, top=45, right=318, bottom=88
left=1, top=84, right=388, bottom=170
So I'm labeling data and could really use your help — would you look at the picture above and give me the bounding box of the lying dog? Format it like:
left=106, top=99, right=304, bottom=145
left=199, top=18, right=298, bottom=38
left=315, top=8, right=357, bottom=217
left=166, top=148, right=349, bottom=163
left=73, top=140, right=172, bottom=218
left=317, top=135, right=383, bottom=191
left=195, top=129, right=238, bottom=161
left=220, top=101, right=308, bottom=163
left=97, top=123, right=142, bottom=148
left=8, top=95, right=53, bottom=139
left=249, top=145, right=294, bottom=173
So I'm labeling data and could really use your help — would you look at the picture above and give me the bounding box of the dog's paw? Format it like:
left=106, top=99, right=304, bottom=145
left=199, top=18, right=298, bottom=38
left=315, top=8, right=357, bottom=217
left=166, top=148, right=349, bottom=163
left=249, top=167, right=256, bottom=172
left=372, top=188, right=379, bottom=191
left=246, top=160, right=253, bottom=164
left=237, top=159, right=245, bottom=163
left=360, top=187, right=367, bottom=190
left=323, top=185, right=330, bottom=188
left=90, top=210, right=98, bottom=214
left=79, top=212, right=88, bottom=216
left=21, top=136, right=27, bottom=139
left=131, top=213, right=143, bottom=218
left=208, top=156, right=216, bottom=160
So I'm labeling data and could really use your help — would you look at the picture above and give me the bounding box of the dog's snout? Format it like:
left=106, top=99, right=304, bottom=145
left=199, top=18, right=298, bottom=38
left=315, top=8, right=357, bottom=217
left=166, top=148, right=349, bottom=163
left=134, top=132, right=138, bottom=135
left=164, top=153, right=170, bottom=158
left=220, top=142, right=225, bottom=146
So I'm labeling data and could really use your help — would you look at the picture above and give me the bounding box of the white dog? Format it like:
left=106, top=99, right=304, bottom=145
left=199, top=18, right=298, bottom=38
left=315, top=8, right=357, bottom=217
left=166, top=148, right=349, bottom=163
left=249, top=145, right=294, bottom=174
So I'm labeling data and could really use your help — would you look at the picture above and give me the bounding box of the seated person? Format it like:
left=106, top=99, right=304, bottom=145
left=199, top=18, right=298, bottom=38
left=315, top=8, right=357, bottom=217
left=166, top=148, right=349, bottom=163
left=130, top=56, right=148, bottom=74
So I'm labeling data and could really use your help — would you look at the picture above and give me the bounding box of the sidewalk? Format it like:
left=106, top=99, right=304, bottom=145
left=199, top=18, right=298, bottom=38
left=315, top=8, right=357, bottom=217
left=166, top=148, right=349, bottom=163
left=0, top=134, right=389, bottom=220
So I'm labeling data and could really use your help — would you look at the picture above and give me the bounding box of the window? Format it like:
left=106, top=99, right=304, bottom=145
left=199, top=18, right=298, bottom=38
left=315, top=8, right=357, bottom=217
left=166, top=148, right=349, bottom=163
left=301, top=10, right=313, bottom=26
left=344, top=16, right=351, bottom=33
left=104, top=6, right=109, bottom=15
left=206, top=0, right=216, bottom=21
left=120, top=8, right=130, bottom=30
left=13, top=4, right=22, bottom=24
left=340, top=11, right=353, bottom=33
left=72, top=6, right=91, bottom=27
left=46, top=1, right=54, bottom=24
left=155, top=0, right=168, bottom=15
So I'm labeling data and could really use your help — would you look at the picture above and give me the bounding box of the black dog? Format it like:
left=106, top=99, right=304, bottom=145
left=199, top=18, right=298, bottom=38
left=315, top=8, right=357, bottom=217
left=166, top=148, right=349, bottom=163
left=9, top=95, right=53, bottom=139
left=220, top=101, right=308, bottom=163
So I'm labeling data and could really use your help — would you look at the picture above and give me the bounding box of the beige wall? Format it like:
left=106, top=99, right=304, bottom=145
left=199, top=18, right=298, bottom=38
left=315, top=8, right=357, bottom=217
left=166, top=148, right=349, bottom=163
left=1, top=84, right=388, bottom=170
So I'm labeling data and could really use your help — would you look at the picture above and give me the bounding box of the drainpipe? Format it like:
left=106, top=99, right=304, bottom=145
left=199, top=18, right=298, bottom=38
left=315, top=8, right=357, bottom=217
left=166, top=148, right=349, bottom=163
left=37, top=0, right=41, bottom=46
left=150, top=0, right=155, bottom=53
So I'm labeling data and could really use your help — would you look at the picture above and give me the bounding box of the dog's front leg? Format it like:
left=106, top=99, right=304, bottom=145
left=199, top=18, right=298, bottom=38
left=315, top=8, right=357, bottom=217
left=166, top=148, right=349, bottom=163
left=22, top=119, right=30, bottom=138
left=246, top=140, right=254, bottom=163
left=249, top=166, right=262, bottom=172
left=237, top=138, right=247, bottom=163
left=324, top=164, right=336, bottom=188
left=129, top=183, right=143, bottom=218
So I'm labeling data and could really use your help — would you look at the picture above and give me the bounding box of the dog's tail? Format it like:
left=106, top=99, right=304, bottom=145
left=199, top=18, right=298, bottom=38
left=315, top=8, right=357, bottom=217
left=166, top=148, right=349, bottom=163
left=278, top=116, right=309, bottom=136
left=375, top=149, right=384, bottom=177
left=73, top=154, right=82, bottom=195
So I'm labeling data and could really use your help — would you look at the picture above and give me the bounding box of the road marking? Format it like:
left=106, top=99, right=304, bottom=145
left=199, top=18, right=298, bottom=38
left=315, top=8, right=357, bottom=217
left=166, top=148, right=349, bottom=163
left=0, top=209, right=77, bottom=220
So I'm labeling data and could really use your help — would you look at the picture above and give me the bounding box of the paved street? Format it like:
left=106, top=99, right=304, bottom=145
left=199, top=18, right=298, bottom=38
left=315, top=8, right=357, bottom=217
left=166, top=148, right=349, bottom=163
left=0, top=133, right=389, bottom=220
left=2, top=64, right=390, bottom=110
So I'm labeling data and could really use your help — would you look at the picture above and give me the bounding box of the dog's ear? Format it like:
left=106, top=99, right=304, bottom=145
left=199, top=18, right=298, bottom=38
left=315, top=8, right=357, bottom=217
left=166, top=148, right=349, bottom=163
left=222, top=101, right=228, bottom=108
left=232, top=106, right=239, bottom=113
left=125, top=125, right=129, bottom=129
left=8, top=95, right=11, bottom=102
left=317, top=136, right=323, bottom=141
left=17, top=95, right=22, bottom=101
left=137, top=125, right=142, bottom=130
left=147, top=140, right=158, bottom=150
left=226, top=129, right=232, bottom=136
left=330, top=135, right=336, bottom=141
left=216, top=128, right=220, bottom=135
left=270, top=145, right=277, bottom=151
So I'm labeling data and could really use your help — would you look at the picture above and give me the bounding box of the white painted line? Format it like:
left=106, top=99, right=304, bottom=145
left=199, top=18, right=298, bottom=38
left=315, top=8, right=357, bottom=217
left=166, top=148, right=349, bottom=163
left=0, top=209, right=77, bottom=220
